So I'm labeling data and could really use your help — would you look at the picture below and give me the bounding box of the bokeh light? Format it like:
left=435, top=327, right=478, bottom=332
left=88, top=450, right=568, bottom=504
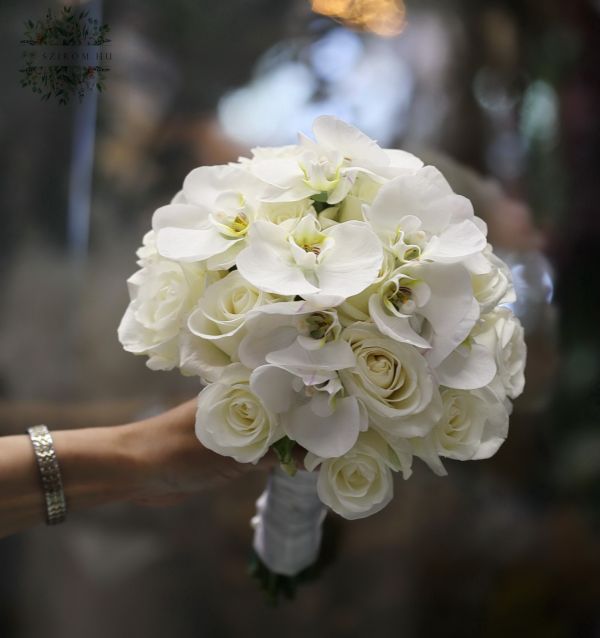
left=310, top=0, right=406, bottom=36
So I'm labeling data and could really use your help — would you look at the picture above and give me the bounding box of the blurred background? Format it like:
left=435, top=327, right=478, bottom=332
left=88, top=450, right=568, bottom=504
left=1, top=0, right=599, bottom=635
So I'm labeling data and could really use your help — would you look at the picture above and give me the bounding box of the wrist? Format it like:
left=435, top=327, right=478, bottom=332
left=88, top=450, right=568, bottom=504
left=118, top=415, right=187, bottom=505
left=51, top=423, right=149, bottom=511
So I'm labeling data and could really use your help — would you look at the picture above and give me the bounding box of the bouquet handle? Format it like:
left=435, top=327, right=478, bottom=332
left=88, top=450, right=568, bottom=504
left=251, top=466, right=327, bottom=577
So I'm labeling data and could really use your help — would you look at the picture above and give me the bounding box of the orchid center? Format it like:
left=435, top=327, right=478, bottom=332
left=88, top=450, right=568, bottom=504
left=393, top=224, right=427, bottom=263
left=383, top=279, right=417, bottom=315
left=403, top=246, right=421, bottom=261
left=302, top=311, right=339, bottom=342
left=212, top=210, right=250, bottom=239
left=289, top=217, right=331, bottom=268
left=301, top=157, right=340, bottom=193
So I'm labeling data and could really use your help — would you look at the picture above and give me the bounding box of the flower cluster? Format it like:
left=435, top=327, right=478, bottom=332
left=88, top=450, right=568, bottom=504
left=119, top=116, right=526, bottom=519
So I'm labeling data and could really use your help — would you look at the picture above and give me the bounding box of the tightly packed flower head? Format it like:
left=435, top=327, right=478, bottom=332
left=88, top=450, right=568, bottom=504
left=119, top=116, right=526, bottom=520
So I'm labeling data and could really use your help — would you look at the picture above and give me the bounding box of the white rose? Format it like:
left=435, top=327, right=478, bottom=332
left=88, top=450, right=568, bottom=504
left=118, top=259, right=207, bottom=370
left=195, top=364, right=282, bottom=463
left=305, top=430, right=410, bottom=520
left=472, top=308, right=526, bottom=399
left=411, top=386, right=510, bottom=476
left=340, top=323, right=441, bottom=438
left=471, top=245, right=516, bottom=312
left=187, top=270, right=279, bottom=357
left=135, top=230, right=159, bottom=266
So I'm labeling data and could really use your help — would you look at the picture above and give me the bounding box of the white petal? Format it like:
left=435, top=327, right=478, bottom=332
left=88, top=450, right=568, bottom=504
left=301, top=293, right=346, bottom=308
left=157, top=226, right=236, bottom=262
left=384, top=148, right=424, bottom=172
left=411, top=434, right=448, bottom=477
left=316, top=221, right=383, bottom=298
left=215, top=362, right=252, bottom=385
left=170, top=190, right=187, bottom=204
left=435, top=343, right=497, bottom=390
left=422, top=219, right=487, bottom=262
left=367, top=167, right=460, bottom=235
left=178, top=331, right=232, bottom=382
left=427, top=298, right=480, bottom=368
left=368, top=294, right=431, bottom=348
left=117, top=305, right=146, bottom=354
left=206, top=240, right=245, bottom=270
left=152, top=203, right=210, bottom=231
left=183, top=165, right=251, bottom=206
left=418, top=263, right=475, bottom=334
left=236, top=221, right=319, bottom=295
left=283, top=395, right=361, bottom=457
left=249, top=365, right=296, bottom=414
left=326, top=169, right=356, bottom=204
left=372, top=390, right=442, bottom=438
left=471, top=389, right=509, bottom=459
left=238, top=324, right=298, bottom=369
left=259, top=182, right=316, bottom=203
left=312, top=116, right=389, bottom=168
left=463, top=251, right=493, bottom=274
left=183, top=165, right=229, bottom=206
left=252, top=158, right=304, bottom=189
left=266, top=339, right=356, bottom=382
left=246, top=300, right=314, bottom=316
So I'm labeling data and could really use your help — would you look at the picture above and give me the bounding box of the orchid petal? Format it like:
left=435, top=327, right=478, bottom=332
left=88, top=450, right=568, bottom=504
left=435, top=343, right=497, bottom=390
left=152, top=203, right=210, bottom=231
left=157, top=226, right=236, bottom=262
left=238, top=324, right=298, bottom=369
left=367, top=167, right=462, bottom=235
left=312, top=116, right=389, bottom=168
left=422, top=219, right=487, bottom=262
left=266, top=339, right=356, bottom=380
left=249, top=365, right=296, bottom=414
left=316, top=221, right=383, bottom=298
left=368, top=294, right=431, bottom=348
left=236, top=221, right=320, bottom=295
left=283, top=395, right=361, bottom=457
left=427, top=298, right=480, bottom=367
left=418, top=263, right=475, bottom=334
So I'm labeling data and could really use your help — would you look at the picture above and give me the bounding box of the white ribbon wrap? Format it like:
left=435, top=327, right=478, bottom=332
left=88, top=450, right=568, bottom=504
left=251, top=467, right=327, bottom=576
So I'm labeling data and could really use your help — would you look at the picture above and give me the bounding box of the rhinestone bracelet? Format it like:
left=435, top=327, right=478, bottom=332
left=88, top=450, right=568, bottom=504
left=27, top=425, right=67, bottom=525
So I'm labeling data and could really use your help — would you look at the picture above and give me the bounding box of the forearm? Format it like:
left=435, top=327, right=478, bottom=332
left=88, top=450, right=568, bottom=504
left=0, top=400, right=263, bottom=540
left=0, top=424, right=144, bottom=539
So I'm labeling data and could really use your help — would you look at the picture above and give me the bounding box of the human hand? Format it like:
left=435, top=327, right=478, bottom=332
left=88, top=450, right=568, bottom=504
left=125, top=400, right=276, bottom=506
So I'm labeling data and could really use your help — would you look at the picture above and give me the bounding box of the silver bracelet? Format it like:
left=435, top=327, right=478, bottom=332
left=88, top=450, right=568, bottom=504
left=27, top=425, right=67, bottom=525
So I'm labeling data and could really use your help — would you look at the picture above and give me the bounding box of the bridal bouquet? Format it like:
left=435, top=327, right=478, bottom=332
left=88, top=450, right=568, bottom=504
left=119, top=116, right=526, bottom=594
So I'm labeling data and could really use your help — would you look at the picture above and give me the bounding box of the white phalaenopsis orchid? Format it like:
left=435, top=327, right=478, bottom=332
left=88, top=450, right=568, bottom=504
left=250, top=336, right=367, bottom=458
left=368, top=261, right=479, bottom=363
left=119, top=114, right=526, bottom=529
left=249, top=116, right=391, bottom=204
left=236, top=214, right=383, bottom=303
left=365, top=167, right=488, bottom=266
left=154, top=165, right=266, bottom=269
